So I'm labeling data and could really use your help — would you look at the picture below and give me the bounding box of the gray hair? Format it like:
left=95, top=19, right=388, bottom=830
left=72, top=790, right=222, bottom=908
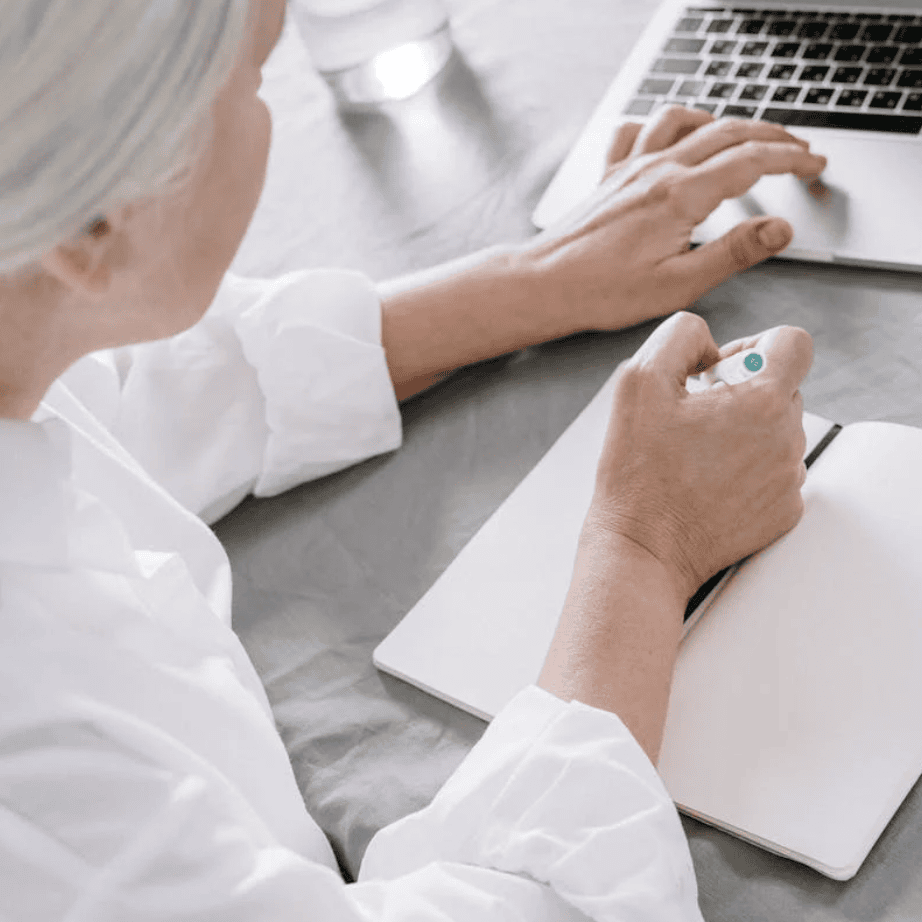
left=0, top=0, right=250, bottom=276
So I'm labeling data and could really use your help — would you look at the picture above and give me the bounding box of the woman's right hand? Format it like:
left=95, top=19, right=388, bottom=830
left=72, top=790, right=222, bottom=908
left=588, top=310, right=813, bottom=602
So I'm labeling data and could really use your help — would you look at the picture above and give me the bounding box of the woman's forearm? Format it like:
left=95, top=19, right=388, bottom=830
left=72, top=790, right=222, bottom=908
left=538, top=516, right=689, bottom=765
left=380, top=245, right=579, bottom=401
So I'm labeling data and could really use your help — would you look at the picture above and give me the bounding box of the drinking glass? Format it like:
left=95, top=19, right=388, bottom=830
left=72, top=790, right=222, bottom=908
left=290, top=0, right=453, bottom=107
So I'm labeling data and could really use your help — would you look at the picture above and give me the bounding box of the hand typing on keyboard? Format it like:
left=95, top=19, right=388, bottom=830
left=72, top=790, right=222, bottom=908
left=524, top=105, right=826, bottom=333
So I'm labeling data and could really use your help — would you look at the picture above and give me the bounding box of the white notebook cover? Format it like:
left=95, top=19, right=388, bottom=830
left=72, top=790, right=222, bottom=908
left=375, top=370, right=922, bottom=879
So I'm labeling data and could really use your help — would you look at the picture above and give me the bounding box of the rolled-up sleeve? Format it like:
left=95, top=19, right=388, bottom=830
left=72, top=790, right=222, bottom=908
left=357, top=685, right=704, bottom=922
left=96, top=269, right=402, bottom=523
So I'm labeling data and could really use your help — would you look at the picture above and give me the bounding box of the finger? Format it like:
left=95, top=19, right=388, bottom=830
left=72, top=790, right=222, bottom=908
left=606, top=122, right=644, bottom=168
left=715, top=332, right=813, bottom=404
left=665, top=116, right=811, bottom=167
left=716, top=331, right=770, bottom=361
left=671, top=142, right=828, bottom=224
left=752, top=325, right=814, bottom=395
left=632, top=310, right=720, bottom=386
left=658, top=215, right=794, bottom=304
left=632, top=105, right=714, bottom=156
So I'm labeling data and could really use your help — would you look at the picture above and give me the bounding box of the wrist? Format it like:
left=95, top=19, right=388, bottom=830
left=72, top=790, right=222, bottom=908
left=380, top=244, right=583, bottom=398
left=538, top=504, right=689, bottom=762
left=581, top=504, right=694, bottom=607
left=504, top=241, right=587, bottom=343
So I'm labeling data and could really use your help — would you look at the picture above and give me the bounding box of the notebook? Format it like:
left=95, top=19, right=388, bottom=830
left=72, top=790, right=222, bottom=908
left=532, top=0, right=922, bottom=271
left=374, top=369, right=922, bottom=880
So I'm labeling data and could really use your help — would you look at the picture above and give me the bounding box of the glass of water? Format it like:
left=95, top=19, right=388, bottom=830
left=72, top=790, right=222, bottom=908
left=291, top=0, right=453, bottom=108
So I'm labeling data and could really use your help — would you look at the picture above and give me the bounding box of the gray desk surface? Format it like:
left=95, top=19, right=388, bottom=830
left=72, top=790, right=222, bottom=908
left=218, top=1, right=922, bottom=918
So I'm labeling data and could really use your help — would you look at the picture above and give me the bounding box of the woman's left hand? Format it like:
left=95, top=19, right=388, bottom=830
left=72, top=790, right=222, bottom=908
left=522, top=106, right=827, bottom=333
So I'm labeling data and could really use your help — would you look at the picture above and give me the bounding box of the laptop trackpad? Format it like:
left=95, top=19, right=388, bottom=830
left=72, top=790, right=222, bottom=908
left=694, top=133, right=922, bottom=268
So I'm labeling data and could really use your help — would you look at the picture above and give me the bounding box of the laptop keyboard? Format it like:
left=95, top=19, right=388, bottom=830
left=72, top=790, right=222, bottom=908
left=626, top=5, right=922, bottom=134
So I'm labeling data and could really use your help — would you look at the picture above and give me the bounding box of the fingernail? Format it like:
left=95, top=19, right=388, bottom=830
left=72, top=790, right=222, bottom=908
left=757, top=220, right=792, bottom=251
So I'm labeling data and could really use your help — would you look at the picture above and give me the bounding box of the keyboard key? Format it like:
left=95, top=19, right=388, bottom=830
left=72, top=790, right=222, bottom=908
left=626, top=98, right=657, bottom=116
left=762, top=107, right=922, bottom=133
left=866, top=46, right=900, bottom=65
left=741, top=40, right=769, bottom=56
left=860, top=24, right=893, bottom=43
left=676, top=79, right=706, bottom=97
left=768, top=63, right=797, bottom=80
left=737, top=19, right=765, bottom=34
left=799, top=65, right=829, bottom=82
left=767, top=20, right=797, bottom=36
left=675, top=16, right=705, bottom=33
left=894, top=25, right=922, bottom=43
left=723, top=104, right=758, bottom=117
left=869, top=90, right=903, bottom=109
left=708, top=19, right=734, bottom=33
left=802, top=43, right=833, bottom=60
left=665, top=37, right=707, bottom=53
left=832, top=67, right=863, bottom=84
left=709, top=82, right=737, bottom=99
left=736, top=62, right=764, bottom=78
left=773, top=85, right=801, bottom=103
left=639, top=78, right=676, bottom=95
left=798, top=21, right=828, bottom=39
left=653, top=58, right=703, bottom=74
left=836, top=89, right=867, bottom=107
left=898, top=69, right=922, bottom=88
left=771, top=42, right=801, bottom=58
left=864, top=67, right=897, bottom=86
left=804, top=87, right=834, bottom=105
left=830, top=22, right=861, bottom=41
left=706, top=60, right=733, bottom=76
left=739, top=83, right=769, bottom=100
left=693, top=102, right=719, bottom=113
left=834, top=45, right=866, bottom=63
left=710, top=40, right=738, bottom=55
left=904, top=92, right=922, bottom=111
left=900, top=48, right=922, bottom=67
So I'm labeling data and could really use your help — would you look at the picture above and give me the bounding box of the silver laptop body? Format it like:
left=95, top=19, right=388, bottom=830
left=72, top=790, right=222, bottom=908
left=533, top=0, right=922, bottom=271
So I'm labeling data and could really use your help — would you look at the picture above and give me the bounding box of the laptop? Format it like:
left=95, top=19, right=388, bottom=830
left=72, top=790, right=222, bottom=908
left=532, top=1, right=922, bottom=271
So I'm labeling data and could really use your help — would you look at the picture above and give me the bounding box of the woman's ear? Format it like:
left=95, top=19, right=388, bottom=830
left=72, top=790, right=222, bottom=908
left=40, top=217, right=117, bottom=300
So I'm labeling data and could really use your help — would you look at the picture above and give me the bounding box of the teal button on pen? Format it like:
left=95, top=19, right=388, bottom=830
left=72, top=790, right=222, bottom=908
left=744, top=352, right=763, bottom=373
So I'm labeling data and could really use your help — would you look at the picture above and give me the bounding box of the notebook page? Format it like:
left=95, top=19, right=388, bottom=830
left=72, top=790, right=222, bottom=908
left=375, top=362, right=835, bottom=722
left=658, top=421, right=922, bottom=879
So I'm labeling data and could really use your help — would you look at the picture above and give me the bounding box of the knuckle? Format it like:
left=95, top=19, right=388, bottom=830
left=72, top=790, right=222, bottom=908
left=788, top=326, right=815, bottom=362
left=738, top=139, right=766, bottom=165
left=660, top=103, right=692, bottom=124
left=616, top=359, right=647, bottom=394
left=671, top=309, right=708, bottom=339
left=715, top=116, right=749, bottom=142
left=645, top=173, right=678, bottom=205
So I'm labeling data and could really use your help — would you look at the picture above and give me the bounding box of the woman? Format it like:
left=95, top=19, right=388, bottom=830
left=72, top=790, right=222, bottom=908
left=0, top=1, right=819, bottom=919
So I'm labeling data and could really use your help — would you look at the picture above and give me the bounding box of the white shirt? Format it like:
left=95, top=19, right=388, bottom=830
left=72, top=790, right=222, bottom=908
left=0, top=268, right=703, bottom=921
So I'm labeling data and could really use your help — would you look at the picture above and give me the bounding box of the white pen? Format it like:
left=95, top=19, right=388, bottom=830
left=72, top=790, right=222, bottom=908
left=686, top=350, right=765, bottom=393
